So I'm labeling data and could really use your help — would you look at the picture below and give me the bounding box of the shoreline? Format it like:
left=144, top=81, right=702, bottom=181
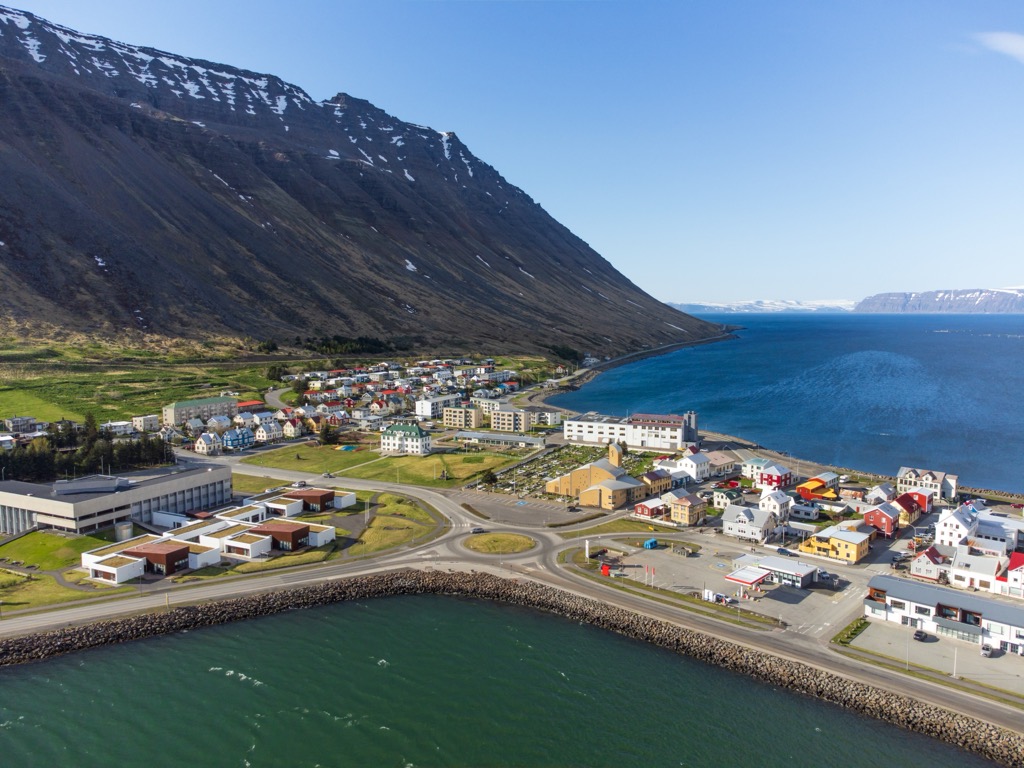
left=0, top=570, right=1020, bottom=766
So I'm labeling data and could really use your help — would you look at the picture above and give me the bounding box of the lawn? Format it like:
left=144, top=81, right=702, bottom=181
left=374, top=492, right=435, bottom=524
left=463, top=533, right=536, bottom=555
left=347, top=515, right=431, bottom=556
left=240, top=443, right=380, bottom=474
left=233, top=544, right=336, bottom=573
left=0, top=570, right=133, bottom=610
left=341, top=452, right=514, bottom=488
left=0, top=530, right=127, bottom=570
left=230, top=473, right=293, bottom=494
left=556, top=518, right=683, bottom=539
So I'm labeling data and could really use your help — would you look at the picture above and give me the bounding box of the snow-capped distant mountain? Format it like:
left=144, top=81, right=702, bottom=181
left=670, top=299, right=856, bottom=314
left=854, top=288, right=1024, bottom=314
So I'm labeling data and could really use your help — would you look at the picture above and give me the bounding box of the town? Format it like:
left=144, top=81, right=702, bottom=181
left=2, top=358, right=1024, bottom=705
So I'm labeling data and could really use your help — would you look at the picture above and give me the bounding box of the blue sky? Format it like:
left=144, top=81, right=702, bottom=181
left=11, top=0, right=1024, bottom=303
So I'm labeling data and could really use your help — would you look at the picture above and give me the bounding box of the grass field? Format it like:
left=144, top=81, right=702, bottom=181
left=0, top=570, right=133, bottom=610
left=373, top=493, right=434, bottom=524
left=347, top=515, right=431, bottom=556
left=233, top=544, right=336, bottom=573
left=556, top=519, right=683, bottom=539
left=230, top=473, right=293, bottom=494
left=0, top=529, right=132, bottom=570
left=340, top=452, right=514, bottom=488
left=240, top=443, right=380, bottom=474
left=463, top=533, right=536, bottom=555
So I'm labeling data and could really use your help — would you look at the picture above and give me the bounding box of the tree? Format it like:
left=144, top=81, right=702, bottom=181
left=291, top=376, right=308, bottom=395
left=319, top=424, right=340, bottom=445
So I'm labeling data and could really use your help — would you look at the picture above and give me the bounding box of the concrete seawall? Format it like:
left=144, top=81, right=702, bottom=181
left=1, top=570, right=1020, bottom=766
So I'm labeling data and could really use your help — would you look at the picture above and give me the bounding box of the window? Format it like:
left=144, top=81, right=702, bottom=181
left=890, top=600, right=906, bottom=611
left=914, top=606, right=931, bottom=616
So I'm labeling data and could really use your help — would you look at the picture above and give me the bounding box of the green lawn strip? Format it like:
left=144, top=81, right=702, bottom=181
left=0, top=571, right=133, bottom=609
left=60, top=569, right=124, bottom=589
left=547, top=512, right=605, bottom=528
left=0, top=530, right=122, bottom=570
left=231, top=473, right=293, bottom=494
left=240, top=443, right=379, bottom=474
left=374, top=493, right=434, bottom=524
left=556, top=519, right=685, bottom=539
left=171, top=566, right=231, bottom=582
left=347, top=515, right=431, bottom=556
left=232, top=544, right=336, bottom=573
left=463, top=533, right=536, bottom=555
left=341, top=452, right=517, bottom=488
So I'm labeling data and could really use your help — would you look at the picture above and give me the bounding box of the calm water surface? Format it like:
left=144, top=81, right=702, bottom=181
left=0, top=596, right=994, bottom=767
left=552, top=314, right=1024, bottom=492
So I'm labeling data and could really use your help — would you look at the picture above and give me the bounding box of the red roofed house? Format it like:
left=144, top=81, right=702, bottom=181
left=893, top=493, right=924, bottom=527
left=996, top=552, right=1024, bottom=599
left=633, top=500, right=667, bottom=520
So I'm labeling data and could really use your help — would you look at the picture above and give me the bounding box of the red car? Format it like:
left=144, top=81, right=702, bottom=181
left=1012, top=503, right=1024, bottom=509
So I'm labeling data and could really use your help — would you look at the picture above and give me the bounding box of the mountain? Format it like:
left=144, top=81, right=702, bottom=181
left=854, top=288, right=1024, bottom=314
left=670, top=299, right=855, bottom=314
left=0, top=6, right=718, bottom=355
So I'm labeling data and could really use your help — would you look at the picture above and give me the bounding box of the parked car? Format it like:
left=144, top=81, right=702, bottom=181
left=776, top=547, right=793, bottom=556
left=913, top=630, right=928, bottom=642
left=981, top=643, right=993, bottom=657
left=322, top=472, right=333, bottom=478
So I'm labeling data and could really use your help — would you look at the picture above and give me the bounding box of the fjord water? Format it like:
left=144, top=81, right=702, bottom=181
left=0, top=596, right=992, bottom=767
left=553, top=313, right=1024, bottom=493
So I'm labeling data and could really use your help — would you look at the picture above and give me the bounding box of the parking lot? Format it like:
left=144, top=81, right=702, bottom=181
left=586, top=533, right=867, bottom=640
left=850, top=619, right=1024, bottom=696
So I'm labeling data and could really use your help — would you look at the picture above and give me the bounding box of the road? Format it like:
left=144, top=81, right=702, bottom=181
left=2, top=453, right=1023, bottom=738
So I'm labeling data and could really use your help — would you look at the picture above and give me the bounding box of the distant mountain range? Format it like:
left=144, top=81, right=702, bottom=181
left=854, top=288, right=1024, bottom=314
left=0, top=5, right=718, bottom=354
left=670, top=299, right=856, bottom=314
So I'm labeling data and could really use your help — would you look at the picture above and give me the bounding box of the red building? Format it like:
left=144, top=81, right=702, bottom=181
left=122, top=541, right=191, bottom=575
left=862, top=503, right=899, bottom=538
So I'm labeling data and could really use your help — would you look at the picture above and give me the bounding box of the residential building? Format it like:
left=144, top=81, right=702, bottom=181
left=491, top=404, right=535, bottom=433
left=864, top=574, right=1024, bottom=653
left=798, top=522, right=871, bottom=563
left=703, top=450, right=737, bottom=477
left=759, top=488, right=792, bottom=522
left=101, top=421, right=134, bottom=436
left=948, top=545, right=1006, bottom=594
left=562, top=411, right=699, bottom=452
left=640, top=469, right=672, bottom=497
left=162, top=396, right=238, bottom=426
left=132, top=415, right=160, bottom=433
left=663, top=490, right=707, bottom=526
left=255, top=421, right=284, bottom=443
left=862, top=502, right=900, bottom=537
left=414, top=394, right=462, bottom=420
left=221, top=427, right=255, bottom=451
left=0, top=466, right=233, bottom=535
left=3, top=415, right=36, bottom=434
left=380, top=424, right=432, bottom=455
left=896, top=466, right=959, bottom=501
left=282, top=418, right=305, bottom=439
left=443, top=406, right=483, bottom=430
left=997, top=553, right=1024, bottom=599
left=909, top=544, right=953, bottom=583
left=721, top=504, right=778, bottom=543
left=193, top=432, right=222, bottom=456
left=206, top=414, right=234, bottom=434
left=755, top=462, right=792, bottom=490
left=865, top=483, right=897, bottom=504
left=233, top=412, right=257, bottom=429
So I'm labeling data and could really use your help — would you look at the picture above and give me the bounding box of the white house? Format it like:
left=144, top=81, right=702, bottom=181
left=896, top=467, right=958, bottom=501
left=380, top=423, right=432, bottom=455
left=193, top=432, right=222, bottom=456
left=948, top=545, right=1006, bottom=594
left=132, top=415, right=160, bottom=433
left=101, top=421, right=134, bottom=436
left=255, top=421, right=284, bottom=444
left=759, top=488, right=792, bottom=522
left=722, top=503, right=778, bottom=543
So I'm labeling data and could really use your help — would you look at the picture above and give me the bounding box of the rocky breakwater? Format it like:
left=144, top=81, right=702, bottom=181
left=1, top=570, right=1022, bottom=766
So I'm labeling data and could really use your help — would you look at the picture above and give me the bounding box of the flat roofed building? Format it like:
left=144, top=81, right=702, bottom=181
left=0, top=465, right=233, bottom=535
left=162, top=396, right=238, bottom=426
left=443, top=406, right=483, bottom=430
left=563, top=411, right=698, bottom=451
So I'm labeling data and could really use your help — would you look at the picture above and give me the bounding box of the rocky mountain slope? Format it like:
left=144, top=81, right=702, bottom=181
left=0, top=5, right=718, bottom=354
left=854, top=288, right=1024, bottom=314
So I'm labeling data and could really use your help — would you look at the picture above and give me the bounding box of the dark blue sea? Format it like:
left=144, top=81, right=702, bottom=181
left=551, top=314, right=1024, bottom=493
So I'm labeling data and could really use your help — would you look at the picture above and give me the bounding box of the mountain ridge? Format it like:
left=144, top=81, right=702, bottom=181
left=854, top=288, right=1024, bottom=314
left=0, top=5, right=718, bottom=354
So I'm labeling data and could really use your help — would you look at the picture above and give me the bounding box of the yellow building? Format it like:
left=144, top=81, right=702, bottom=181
left=545, top=444, right=645, bottom=511
left=443, top=406, right=483, bottom=430
left=798, top=523, right=871, bottom=563
left=665, top=491, right=707, bottom=526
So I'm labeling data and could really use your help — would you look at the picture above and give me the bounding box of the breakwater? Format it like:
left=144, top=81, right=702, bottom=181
left=1, top=570, right=1021, bottom=767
